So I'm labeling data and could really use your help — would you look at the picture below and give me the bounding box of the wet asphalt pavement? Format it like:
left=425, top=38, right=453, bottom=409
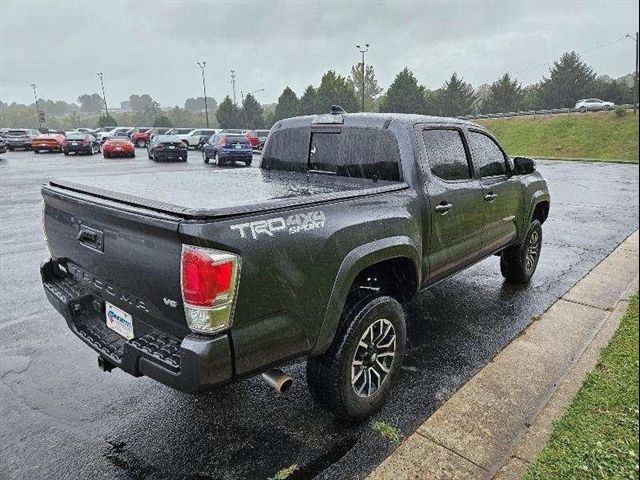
left=0, top=149, right=638, bottom=480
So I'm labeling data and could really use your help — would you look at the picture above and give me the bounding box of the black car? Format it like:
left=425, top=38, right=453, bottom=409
left=0, top=137, right=7, bottom=155
left=62, top=133, right=101, bottom=156
left=147, top=134, right=188, bottom=162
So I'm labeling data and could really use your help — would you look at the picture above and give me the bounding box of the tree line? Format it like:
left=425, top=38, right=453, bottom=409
left=1, top=50, right=635, bottom=129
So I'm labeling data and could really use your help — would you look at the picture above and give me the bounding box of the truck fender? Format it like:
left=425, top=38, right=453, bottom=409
left=309, top=236, right=420, bottom=356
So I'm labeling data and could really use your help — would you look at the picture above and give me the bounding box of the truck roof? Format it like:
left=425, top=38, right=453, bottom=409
left=274, top=112, right=477, bottom=130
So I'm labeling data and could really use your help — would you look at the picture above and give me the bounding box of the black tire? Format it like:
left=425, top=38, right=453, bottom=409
left=8, top=147, right=14, bottom=151
left=63, top=151, right=69, bottom=156
left=103, top=153, right=109, bottom=159
left=500, top=220, right=543, bottom=284
left=306, top=294, right=406, bottom=420
left=244, top=158, right=252, bottom=167
left=203, top=151, right=209, bottom=163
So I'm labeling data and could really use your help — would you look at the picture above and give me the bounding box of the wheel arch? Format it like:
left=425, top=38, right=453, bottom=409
left=310, top=236, right=420, bottom=356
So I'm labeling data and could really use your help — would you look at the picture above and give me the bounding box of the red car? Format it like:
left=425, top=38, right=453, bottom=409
left=245, top=130, right=260, bottom=149
left=130, top=127, right=171, bottom=148
left=103, top=137, right=135, bottom=158
left=32, top=133, right=65, bottom=153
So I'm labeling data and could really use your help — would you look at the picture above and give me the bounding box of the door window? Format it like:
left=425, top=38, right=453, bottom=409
left=421, top=129, right=471, bottom=181
left=467, top=131, right=508, bottom=177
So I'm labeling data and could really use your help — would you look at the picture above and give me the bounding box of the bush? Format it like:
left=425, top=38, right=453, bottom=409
left=153, top=114, right=173, bottom=127
left=97, top=114, right=117, bottom=127
left=614, top=106, right=627, bottom=118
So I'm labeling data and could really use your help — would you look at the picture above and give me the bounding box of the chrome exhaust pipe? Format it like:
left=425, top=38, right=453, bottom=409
left=261, top=369, right=293, bottom=393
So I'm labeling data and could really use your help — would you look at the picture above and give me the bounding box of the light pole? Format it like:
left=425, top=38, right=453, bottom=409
left=230, top=70, right=237, bottom=105
left=30, top=83, right=42, bottom=128
left=626, top=32, right=639, bottom=114
left=356, top=43, right=369, bottom=112
left=197, top=61, right=210, bottom=128
left=97, top=72, right=109, bottom=118
left=240, top=89, right=265, bottom=129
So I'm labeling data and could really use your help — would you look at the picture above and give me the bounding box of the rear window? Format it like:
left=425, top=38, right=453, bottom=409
left=263, top=126, right=401, bottom=181
left=66, top=134, right=88, bottom=140
left=225, top=135, right=249, bottom=144
left=155, top=135, right=181, bottom=142
left=8, top=130, right=28, bottom=135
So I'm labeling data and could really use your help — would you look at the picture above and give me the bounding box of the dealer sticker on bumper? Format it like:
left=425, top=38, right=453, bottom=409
left=105, top=302, right=134, bottom=340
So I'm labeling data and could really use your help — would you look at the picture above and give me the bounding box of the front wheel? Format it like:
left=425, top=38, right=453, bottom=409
left=306, top=294, right=406, bottom=420
left=501, top=220, right=542, bottom=284
left=203, top=151, right=209, bottom=163
left=244, top=158, right=252, bottom=166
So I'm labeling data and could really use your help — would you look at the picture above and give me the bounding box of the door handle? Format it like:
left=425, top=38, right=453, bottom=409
left=484, top=192, right=498, bottom=203
left=435, top=202, right=453, bottom=214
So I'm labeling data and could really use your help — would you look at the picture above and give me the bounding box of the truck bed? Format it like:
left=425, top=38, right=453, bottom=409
left=49, top=168, right=408, bottom=219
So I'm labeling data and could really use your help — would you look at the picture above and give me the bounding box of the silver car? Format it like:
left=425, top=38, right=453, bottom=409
left=575, top=98, right=614, bottom=112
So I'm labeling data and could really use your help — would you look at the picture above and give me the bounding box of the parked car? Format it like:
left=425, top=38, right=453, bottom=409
left=255, top=129, right=270, bottom=150
left=179, top=129, right=219, bottom=149
left=220, top=129, right=246, bottom=135
left=32, top=133, right=66, bottom=153
left=575, top=98, right=614, bottom=112
left=147, top=134, right=188, bottom=162
left=202, top=133, right=253, bottom=166
left=40, top=110, right=550, bottom=419
left=5, top=129, right=40, bottom=151
left=99, top=127, right=133, bottom=143
left=245, top=130, right=260, bottom=149
left=102, top=137, right=135, bottom=158
left=0, top=137, right=6, bottom=155
left=131, top=127, right=172, bottom=148
left=63, top=133, right=101, bottom=156
left=166, top=128, right=194, bottom=136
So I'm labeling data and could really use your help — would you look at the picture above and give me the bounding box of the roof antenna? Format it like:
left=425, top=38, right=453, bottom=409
left=330, top=105, right=346, bottom=115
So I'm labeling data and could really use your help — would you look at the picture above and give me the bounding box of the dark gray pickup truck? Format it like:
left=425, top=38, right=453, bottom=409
left=41, top=110, right=550, bottom=419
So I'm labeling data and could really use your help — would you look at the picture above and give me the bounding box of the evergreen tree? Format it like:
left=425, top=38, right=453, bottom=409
left=315, top=70, right=359, bottom=113
left=273, top=87, right=300, bottom=122
left=483, top=73, right=524, bottom=113
left=240, top=93, right=265, bottom=129
left=432, top=73, right=476, bottom=117
left=300, top=85, right=318, bottom=115
left=347, top=63, right=383, bottom=111
left=379, top=68, right=428, bottom=114
left=216, top=96, right=241, bottom=128
left=97, top=114, right=117, bottom=127
left=539, top=51, right=596, bottom=108
left=153, top=114, right=173, bottom=127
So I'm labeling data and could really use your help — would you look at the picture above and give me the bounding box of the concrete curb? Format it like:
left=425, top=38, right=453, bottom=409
left=367, top=230, right=639, bottom=480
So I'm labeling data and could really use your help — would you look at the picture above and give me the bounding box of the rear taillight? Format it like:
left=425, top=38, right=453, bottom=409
left=181, top=245, right=241, bottom=334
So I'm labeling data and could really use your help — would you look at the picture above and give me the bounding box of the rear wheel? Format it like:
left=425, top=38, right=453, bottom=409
left=63, top=151, right=69, bottom=156
left=244, top=158, right=252, bottom=166
left=501, top=220, right=543, bottom=284
left=306, top=294, right=406, bottom=420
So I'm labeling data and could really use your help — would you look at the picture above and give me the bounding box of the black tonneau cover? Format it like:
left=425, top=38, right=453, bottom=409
left=49, top=168, right=408, bottom=219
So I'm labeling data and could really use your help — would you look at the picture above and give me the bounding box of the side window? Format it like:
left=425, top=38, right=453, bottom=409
left=421, top=129, right=471, bottom=181
left=467, top=131, right=507, bottom=177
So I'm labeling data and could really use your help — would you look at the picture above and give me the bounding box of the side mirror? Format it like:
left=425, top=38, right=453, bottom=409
left=513, top=156, right=536, bottom=175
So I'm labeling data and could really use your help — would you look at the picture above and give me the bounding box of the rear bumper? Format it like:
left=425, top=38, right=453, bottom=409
left=155, top=150, right=186, bottom=160
left=219, top=151, right=252, bottom=160
left=41, top=259, right=233, bottom=393
left=63, top=145, right=93, bottom=153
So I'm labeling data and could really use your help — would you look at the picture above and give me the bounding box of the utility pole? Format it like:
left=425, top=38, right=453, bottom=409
left=356, top=43, right=369, bottom=112
left=97, top=72, right=109, bottom=118
left=627, top=32, right=639, bottom=114
left=30, top=83, right=42, bottom=129
left=197, top=61, right=210, bottom=127
left=230, top=70, right=237, bottom=105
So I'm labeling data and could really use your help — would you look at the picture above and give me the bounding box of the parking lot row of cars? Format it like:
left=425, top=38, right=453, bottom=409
left=0, top=126, right=270, bottom=154
left=0, top=127, right=260, bottom=166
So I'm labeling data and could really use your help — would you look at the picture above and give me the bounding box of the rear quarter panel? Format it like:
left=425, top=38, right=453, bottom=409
left=178, top=188, right=422, bottom=376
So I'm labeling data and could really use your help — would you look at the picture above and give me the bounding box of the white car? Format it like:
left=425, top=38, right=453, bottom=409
left=98, top=127, right=134, bottom=142
left=178, top=128, right=219, bottom=148
left=575, top=98, right=614, bottom=112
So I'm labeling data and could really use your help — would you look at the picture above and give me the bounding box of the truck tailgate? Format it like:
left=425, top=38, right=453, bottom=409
left=42, top=184, right=188, bottom=337
left=49, top=168, right=407, bottom=219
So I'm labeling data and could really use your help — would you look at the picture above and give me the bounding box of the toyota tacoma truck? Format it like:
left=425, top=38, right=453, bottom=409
left=40, top=109, right=550, bottom=420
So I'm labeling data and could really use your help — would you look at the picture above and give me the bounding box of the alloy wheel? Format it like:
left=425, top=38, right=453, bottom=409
left=351, top=318, right=396, bottom=398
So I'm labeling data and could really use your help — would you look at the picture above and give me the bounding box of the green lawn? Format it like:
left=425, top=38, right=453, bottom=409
left=524, top=293, right=639, bottom=480
left=477, top=111, right=639, bottom=163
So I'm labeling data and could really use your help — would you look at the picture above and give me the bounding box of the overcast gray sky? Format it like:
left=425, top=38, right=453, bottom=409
left=1, top=0, right=638, bottom=107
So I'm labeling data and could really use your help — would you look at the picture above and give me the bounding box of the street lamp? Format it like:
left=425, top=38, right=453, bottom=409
left=625, top=32, right=639, bottom=114
left=230, top=70, right=237, bottom=105
left=97, top=72, right=109, bottom=118
left=197, top=61, right=210, bottom=128
left=30, top=83, right=42, bottom=128
left=356, top=43, right=370, bottom=112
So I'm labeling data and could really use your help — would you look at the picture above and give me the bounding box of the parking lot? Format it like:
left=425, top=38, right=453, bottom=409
left=0, top=148, right=638, bottom=480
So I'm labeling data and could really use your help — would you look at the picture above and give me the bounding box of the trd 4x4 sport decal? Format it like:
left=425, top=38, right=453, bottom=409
left=230, top=210, right=326, bottom=240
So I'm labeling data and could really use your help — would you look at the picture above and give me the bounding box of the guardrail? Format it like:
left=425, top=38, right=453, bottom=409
left=457, top=103, right=639, bottom=120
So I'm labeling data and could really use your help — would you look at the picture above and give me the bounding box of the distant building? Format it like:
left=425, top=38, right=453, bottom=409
left=120, top=101, right=132, bottom=112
